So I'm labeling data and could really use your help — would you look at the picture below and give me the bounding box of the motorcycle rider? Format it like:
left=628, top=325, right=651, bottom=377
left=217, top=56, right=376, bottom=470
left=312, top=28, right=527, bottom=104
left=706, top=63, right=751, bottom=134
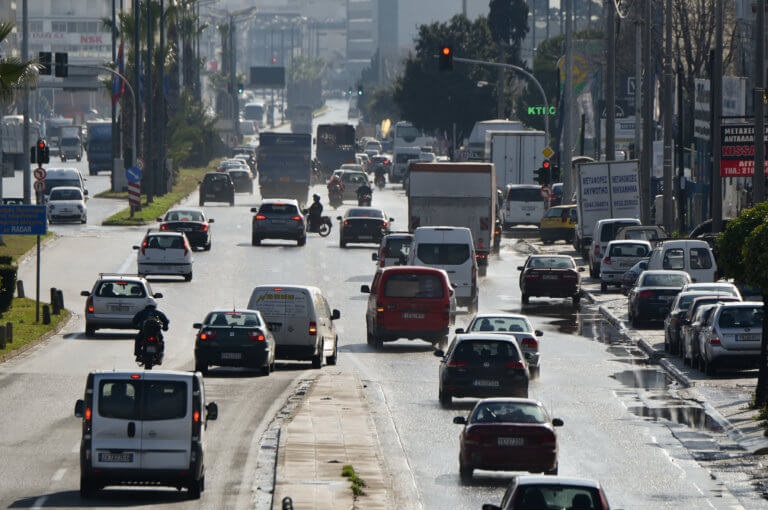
left=307, top=194, right=323, bottom=230
left=374, top=164, right=387, bottom=187
left=356, top=181, right=373, bottom=205
left=132, top=303, right=170, bottom=357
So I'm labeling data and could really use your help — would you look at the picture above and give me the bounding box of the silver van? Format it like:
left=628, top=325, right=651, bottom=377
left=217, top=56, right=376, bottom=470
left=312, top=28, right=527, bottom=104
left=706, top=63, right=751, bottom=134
left=247, top=285, right=340, bottom=367
left=43, top=167, right=87, bottom=202
left=588, top=218, right=642, bottom=278
left=502, top=184, right=544, bottom=227
left=74, top=370, right=218, bottom=499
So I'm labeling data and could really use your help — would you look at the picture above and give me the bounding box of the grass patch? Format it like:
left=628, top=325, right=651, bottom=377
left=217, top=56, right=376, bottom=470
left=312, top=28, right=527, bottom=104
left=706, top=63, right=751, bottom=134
left=0, top=297, right=70, bottom=354
left=341, top=464, right=366, bottom=496
left=0, top=232, right=54, bottom=263
left=101, top=162, right=220, bottom=226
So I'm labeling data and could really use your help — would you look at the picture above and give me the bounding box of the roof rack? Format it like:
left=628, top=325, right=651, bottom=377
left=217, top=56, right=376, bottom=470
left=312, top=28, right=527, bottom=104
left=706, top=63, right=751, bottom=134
left=98, top=273, right=142, bottom=278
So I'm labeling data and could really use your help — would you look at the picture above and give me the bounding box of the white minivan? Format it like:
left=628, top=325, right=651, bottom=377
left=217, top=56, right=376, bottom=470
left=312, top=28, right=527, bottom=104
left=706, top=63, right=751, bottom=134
left=646, top=239, right=718, bottom=283
left=408, top=226, right=478, bottom=312
left=247, top=285, right=340, bottom=368
left=74, top=370, right=218, bottom=499
left=502, top=184, right=545, bottom=227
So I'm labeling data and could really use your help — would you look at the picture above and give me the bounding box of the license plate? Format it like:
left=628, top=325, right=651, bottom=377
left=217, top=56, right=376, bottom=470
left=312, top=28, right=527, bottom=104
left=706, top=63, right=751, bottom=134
left=358, top=235, right=373, bottom=240
left=543, top=275, right=559, bottom=280
left=473, top=380, right=500, bottom=387
left=98, top=452, right=134, bottom=463
left=109, top=304, right=131, bottom=312
left=221, top=352, right=242, bottom=360
left=737, top=334, right=760, bottom=341
left=280, top=176, right=291, bottom=182
left=498, top=437, right=524, bottom=446
left=402, top=312, right=425, bottom=319
left=145, top=345, right=157, bottom=353
left=659, top=295, right=674, bottom=302
left=179, top=227, right=192, bottom=232
left=619, top=262, right=630, bottom=268
left=61, top=208, right=71, bottom=213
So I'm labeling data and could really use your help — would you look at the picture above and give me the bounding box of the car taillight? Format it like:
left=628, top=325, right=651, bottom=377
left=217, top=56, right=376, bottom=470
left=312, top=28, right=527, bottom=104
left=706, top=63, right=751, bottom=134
left=147, top=336, right=158, bottom=343
left=201, top=224, right=209, bottom=232
left=183, top=240, right=190, bottom=256
left=160, top=224, right=168, bottom=230
left=476, top=253, right=487, bottom=262
left=192, top=399, right=202, bottom=440
left=505, top=360, right=526, bottom=369
left=638, top=290, right=654, bottom=299
left=255, top=214, right=267, bottom=220
left=86, top=296, right=94, bottom=313
left=447, top=359, right=468, bottom=367
left=521, top=337, right=538, bottom=349
left=291, top=215, right=302, bottom=221
left=594, top=244, right=600, bottom=257
left=382, top=221, right=388, bottom=227
left=525, top=272, right=541, bottom=279
left=562, top=272, right=578, bottom=280
left=248, top=331, right=266, bottom=342
left=603, top=257, right=612, bottom=266
left=199, top=330, right=216, bottom=341
left=308, top=321, right=317, bottom=336
left=141, top=239, right=148, bottom=255
left=344, top=220, right=350, bottom=226
left=709, top=336, right=721, bottom=345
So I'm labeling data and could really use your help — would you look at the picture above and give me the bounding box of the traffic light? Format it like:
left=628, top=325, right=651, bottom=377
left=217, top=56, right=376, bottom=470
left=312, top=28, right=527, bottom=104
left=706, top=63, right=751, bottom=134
left=347, top=87, right=353, bottom=96
left=271, top=56, right=277, bottom=64
left=54, top=52, right=68, bottom=77
left=38, top=52, right=52, bottom=75
left=35, top=138, right=49, bottom=165
left=535, top=160, right=551, bottom=185
left=357, top=85, right=363, bottom=96
left=227, top=82, right=233, bottom=93
left=237, top=82, right=244, bottom=94
left=551, top=164, right=561, bottom=182
left=438, top=45, right=453, bottom=71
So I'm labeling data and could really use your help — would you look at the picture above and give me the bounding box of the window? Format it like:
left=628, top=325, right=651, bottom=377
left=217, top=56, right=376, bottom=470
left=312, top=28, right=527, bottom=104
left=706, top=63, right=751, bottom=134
left=416, top=243, right=470, bottom=265
left=142, top=381, right=187, bottom=420
left=259, top=203, right=299, bottom=215
left=507, top=187, right=542, bottom=202
left=383, top=273, right=444, bottom=298
left=662, top=248, right=685, bottom=270
left=452, top=340, right=520, bottom=363
left=51, top=21, right=67, bottom=32
left=689, top=247, right=713, bottom=269
left=97, top=280, right=146, bottom=298
left=98, top=380, right=139, bottom=419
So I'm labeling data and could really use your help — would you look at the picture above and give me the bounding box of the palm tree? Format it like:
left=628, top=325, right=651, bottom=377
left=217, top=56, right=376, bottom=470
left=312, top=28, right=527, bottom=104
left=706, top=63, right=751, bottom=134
left=0, top=22, right=39, bottom=105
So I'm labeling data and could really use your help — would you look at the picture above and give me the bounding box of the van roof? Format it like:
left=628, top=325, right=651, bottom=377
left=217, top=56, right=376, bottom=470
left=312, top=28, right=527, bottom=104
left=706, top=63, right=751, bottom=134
left=378, top=265, right=450, bottom=276
left=657, top=239, right=712, bottom=248
left=89, top=369, right=197, bottom=379
left=251, top=284, right=320, bottom=293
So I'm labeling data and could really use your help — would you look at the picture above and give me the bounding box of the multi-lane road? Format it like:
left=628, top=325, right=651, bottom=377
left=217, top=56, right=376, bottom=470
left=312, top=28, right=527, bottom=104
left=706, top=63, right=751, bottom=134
left=0, top=100, right=764, bottom=509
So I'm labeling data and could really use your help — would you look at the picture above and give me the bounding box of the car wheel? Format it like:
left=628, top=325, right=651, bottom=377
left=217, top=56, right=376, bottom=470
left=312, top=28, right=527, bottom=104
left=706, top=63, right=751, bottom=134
left=572, top=294, right=580, bottom=307
left=521, top=293, right=529, bottom=305
left=339, top=236, right=346, bottom=248
left=693, top=353, right=701, bottom=370
left=683, top=351, right=691, bottom=367
left=80, top=476, right=97, bottom=499
left=188, top=477, right=202, bottom=500
left=229, top=198, right=235, bottom=206
left=545, top=463, right=559, bottom=475
left=85, top=324, right=96, bottom=337
left=373, top=334, right=383, bottom=350
left=184, top=272, right=193, bottom=282
left=663, top=333, right=670, bottom=352
left=297, top=236, right=306, bottom=247
left=530, top=365, right=540, bottom=379
left=439, top=387, right=452, bottom=408
left=195, top=359, right=208, bottom=376
left=326, top=342, right=338, bottom=365
left=311, top=342, right=323, bottom=369
left=703, top=356, right=716, bottom=376
left=589, top=265, right=598, bottom=279
left=204, top=241, right=212, bottom=251
left=459, top=462, right=473, bottom=484
left=478, top=265, right=487, bottom=277
left=199, top=200, right=204, bottom=206
left=600, top=282, right=608, bottom=292
left=262, top=360, right=271, bottom=376
left=366, top=330, right=373, bottom=346
left=251, top=235, right=261, bottom=246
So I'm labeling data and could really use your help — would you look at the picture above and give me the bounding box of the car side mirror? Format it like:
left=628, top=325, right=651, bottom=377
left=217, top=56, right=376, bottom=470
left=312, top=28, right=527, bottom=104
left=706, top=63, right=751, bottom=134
left=132, top=245, right=140, bottom=250
left=372, top=253, right=378, bottom=261
left=517, top=266, right=524, bottom=271
left=452, top=416, right=467, bottom=425
left=578, top=267, right=585, bottom=272
left=206, top=402, right=218, bottom=420
left=250, top=207, right=258, bottom=213
left=153, top=293, right=163, bottom=298
left=74, top=399, right=84, bottom=418
left=535, top=330, right=543, bottom=337
left=193, top=323, right=202, bottom=329
left=389, top=218, right=395, bottom=222
left=337, top=216, right=343, bottom=221
left=208, top=218, right=215, bottom=223
left=156, top=217, right=163, bottom=222
left=360, top=285, right=371, bottom=293
left=84, top=189, right=88, bottom=196
left=80, top=290, right=90, bottom=297
left=455, top=328, right=465, bottom=334
left=552, top=418, right=564, bottom=427
left=434, top=349, right=445, bottom=357
left=331, top=309, right=341, bottom=320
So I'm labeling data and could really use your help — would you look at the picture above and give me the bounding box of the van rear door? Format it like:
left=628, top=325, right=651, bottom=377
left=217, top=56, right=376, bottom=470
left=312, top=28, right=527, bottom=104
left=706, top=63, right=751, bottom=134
left=139, top=373, right=192, bottom=470
left=248, top=287, right=311, bottom=347
left=379, top=271, right=450, bottom=333
left=90, top=375, right=143, bottom=470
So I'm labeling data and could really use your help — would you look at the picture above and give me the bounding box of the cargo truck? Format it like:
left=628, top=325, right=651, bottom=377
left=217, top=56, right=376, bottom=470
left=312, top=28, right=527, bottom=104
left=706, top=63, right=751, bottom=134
left=257, top=132, right=312, bottom=205
left=85, top=119, right=112, bottom=175
left=573, top=159, right=641, bottom=258
left=60, top=125, right=83, bottom=162
left=407, top=162, right=496, bottom=276
left=484, top=129, right=546, bottom=188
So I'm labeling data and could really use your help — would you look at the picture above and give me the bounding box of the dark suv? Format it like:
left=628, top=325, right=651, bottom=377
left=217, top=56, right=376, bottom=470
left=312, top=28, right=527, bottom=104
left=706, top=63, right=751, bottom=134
left=199, top=172, right=235, bottom=206
left=250, top=199, right=307, bottom=246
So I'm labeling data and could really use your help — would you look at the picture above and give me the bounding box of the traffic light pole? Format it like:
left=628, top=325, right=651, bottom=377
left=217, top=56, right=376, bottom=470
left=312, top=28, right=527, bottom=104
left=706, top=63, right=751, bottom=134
left=452, top=56, right=550, bottom=150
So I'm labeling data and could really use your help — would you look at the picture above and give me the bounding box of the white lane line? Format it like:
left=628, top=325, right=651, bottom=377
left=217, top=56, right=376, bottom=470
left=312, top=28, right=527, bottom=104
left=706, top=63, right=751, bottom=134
left=31, top=495, right=47, bottom=509
left=52, top=468, right=66, bottom=481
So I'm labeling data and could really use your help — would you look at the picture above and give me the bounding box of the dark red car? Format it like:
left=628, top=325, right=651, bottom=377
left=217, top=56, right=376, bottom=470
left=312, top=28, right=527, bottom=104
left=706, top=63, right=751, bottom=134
left=453, top=398, right=563, bottom=483
left=156, top=208, right=213, bottom=251
left=518, top=254, right=584, bottom=307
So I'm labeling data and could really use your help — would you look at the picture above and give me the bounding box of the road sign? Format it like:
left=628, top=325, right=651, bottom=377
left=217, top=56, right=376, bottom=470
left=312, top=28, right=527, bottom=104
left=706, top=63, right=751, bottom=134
left=33, top=180, right=46, bottom=193
left=540, top=186, right=552, bottom=200
left=125, top=165, right=142, bottom=184
left=542, top=146, right=554, bottom=159
left=128, top=182, right=141, bottom=206
left=137, top=157, right=145, bottom=170
left=0, top=205, right=47, bottom=235
left=33, top=167, right=46, bottom=180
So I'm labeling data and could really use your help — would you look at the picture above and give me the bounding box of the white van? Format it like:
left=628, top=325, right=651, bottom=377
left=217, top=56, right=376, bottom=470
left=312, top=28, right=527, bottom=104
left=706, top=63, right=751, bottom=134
left=74, top=370, right=218, bottom=499
left=247, top=285, right=340, bottom=367
left=409, top=226, right=478, bottom=312
left=43, top=167, right=87, bottom=202
left=646, top=239, right=718, bottom=283
left=502, top=184, right=544, bottom=227
left=588, top=218, right=642, bottom=278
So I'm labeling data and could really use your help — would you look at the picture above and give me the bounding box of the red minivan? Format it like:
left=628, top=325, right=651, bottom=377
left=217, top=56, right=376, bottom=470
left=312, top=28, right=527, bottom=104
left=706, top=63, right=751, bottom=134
left=361, top=266, right=456, bottom=349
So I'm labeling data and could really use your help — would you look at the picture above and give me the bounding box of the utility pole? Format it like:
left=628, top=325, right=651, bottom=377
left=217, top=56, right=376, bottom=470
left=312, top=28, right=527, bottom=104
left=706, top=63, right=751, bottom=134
left=711, top=0, right=723, bottom=233
left=145, top=0, right=153, bottom=202
left=662, top=0, right=675, bottom=232
left=22, top=0, right=30, bottom=205
left=605, top=0, right=615, bottom=161
left=133, top=0, right=140, bottom=167
left=754, top=0, right=766, bottom=204
left=640, top=0, right=653, bottom=225
left=562, top=0, right=574, bottom=203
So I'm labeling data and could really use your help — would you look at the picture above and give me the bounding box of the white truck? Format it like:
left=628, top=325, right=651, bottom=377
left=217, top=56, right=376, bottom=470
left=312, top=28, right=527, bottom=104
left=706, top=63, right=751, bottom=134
left=573, top=160, right=641, bottom=258
left=484, top=129, right=546, bottom=188
left=407, top=162, right=496, bottom=276
left=1, top=115, right=40, bottom=173
left=464, top=119, right=524, bottom=161
left=59, top=125, right=83, bottom=162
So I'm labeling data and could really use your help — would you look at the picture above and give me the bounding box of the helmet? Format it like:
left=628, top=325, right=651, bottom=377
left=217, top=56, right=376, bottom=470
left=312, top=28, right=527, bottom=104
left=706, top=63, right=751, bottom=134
left=313, top=194, right=320, bottom=202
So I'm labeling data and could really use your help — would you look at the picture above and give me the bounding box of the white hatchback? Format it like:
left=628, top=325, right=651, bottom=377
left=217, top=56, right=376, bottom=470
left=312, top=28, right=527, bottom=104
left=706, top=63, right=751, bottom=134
left=47, top=186, right=87, bottom=223
left=133, top=231, right=194, bottom=281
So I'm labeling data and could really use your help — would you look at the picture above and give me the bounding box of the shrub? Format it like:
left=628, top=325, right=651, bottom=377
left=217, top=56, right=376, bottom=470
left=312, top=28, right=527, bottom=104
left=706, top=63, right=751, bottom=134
left=0, top=255, right=17, bottom=313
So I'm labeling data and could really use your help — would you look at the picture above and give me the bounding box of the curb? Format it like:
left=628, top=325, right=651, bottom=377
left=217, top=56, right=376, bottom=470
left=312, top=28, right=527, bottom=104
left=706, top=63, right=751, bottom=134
left=0, top=308, right=72, bottom=363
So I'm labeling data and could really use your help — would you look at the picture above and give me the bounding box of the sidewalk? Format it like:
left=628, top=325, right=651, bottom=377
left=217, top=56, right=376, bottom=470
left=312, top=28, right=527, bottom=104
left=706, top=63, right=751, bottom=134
left=272, top=370, right=393, bottom=510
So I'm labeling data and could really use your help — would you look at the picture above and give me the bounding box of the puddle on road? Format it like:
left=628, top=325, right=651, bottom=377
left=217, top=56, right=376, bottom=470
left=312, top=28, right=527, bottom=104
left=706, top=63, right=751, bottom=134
left=627, top=405, right=724, bottom=432
left=611, top=369, right=670, bottom=389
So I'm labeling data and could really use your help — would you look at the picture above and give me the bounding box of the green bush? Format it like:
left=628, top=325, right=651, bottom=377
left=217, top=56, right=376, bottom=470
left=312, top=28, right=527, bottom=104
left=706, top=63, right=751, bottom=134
left=0, top=255, right=18, bottom=313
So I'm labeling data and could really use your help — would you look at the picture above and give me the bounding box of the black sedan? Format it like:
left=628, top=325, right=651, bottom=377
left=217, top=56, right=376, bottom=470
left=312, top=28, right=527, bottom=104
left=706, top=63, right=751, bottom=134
left=199, top=171, right=235, bottom=206
left=518, top=255, right=584, bottom=307
left=157, top=208, right=213, bottom=250
left=627, top=270, right=692, bottom=328
left=193, top=309, right=276, bottom=376
left=227, top=168, right=254, bottom=194
left=337, top=207, right=393, bottom=248
left=435, top=333, right=530, bottom=408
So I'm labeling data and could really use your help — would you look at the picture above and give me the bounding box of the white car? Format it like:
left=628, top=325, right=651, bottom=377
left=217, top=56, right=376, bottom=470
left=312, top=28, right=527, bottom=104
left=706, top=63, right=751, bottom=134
left=133, top=231, right=194, bottom=281
left=46, top=186, right=87, bottom=223
left=80, top=274, right=163, bottom=336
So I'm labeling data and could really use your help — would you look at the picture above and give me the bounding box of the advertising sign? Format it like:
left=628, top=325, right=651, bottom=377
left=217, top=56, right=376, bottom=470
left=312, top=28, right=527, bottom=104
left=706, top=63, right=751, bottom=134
left=720, top=123, right=768, bottom=177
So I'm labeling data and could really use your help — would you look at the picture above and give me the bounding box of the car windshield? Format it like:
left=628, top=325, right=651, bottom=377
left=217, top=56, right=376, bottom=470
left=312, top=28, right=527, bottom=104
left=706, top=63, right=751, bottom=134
left=49, top=188, right=82, bottom=200
left=166, top=210, right=204, bottom=222
left=601, top=221, right=639, bottom=241
left=451, top=340, right=520, bottom=363
left=259, top=203, right=299, bottom=215
left=146, top=235, right=186, bottom=249
left=347, top=208, right=383, bottom=218
left=383, top=273, right=444, bottom=298
left=96, top=280, right=146, bottom=298
left=416, top=243, right=470, bottom=265
left=205, top=174, right=230, bottom=183
left=45, top=178, right=81, bottom=190
left=641, top=273, right=689, bottom=287
left=384, top=238, right=411, bottom=257
left=98, top=379, right=186, bottom=421
left=528, top=257, right=574, bottom=270
left=609, top=244, right=649, bottom=257
left=471, top=402, right=547, bottom=424
left=624, top=229, right=660, bottom=240
left=507, top=187, right=541, bottom=201
left=468, top=316, right=531, bottom=333
left=718, top=307, right=764, bottom=329
left=204, top=311, right=262, bottom=327
left=512, top=485, right=602, bottom=510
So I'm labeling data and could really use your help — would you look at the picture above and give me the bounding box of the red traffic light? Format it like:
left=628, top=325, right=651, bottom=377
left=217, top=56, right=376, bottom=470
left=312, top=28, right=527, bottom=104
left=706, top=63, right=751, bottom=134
left=37, top=140, right=46, bottom=149
left=441, top=46, right=451, bottom=56
left=542, top=159, right=550, bottom=169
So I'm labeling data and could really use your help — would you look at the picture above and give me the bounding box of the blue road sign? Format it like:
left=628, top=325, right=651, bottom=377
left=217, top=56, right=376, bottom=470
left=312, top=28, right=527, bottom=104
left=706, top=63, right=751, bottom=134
left=0, top=205, right=47, bottom=235
left=126, top=166, right=142, bottom=183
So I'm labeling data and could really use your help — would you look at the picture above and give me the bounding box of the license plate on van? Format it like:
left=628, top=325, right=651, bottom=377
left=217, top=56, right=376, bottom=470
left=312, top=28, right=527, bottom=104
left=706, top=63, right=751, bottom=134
left=98, top=452, right=134, bottom=463
left=221, top=352, right=242, bottom=360
left=402, top=312, right=425, bottom=319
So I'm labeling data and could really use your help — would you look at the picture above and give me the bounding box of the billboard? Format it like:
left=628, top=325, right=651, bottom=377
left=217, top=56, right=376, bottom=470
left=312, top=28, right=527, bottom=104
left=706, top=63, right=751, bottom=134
left=720, top=123, right=768, bottom=177
left=249, top=67, right=285, bottom=88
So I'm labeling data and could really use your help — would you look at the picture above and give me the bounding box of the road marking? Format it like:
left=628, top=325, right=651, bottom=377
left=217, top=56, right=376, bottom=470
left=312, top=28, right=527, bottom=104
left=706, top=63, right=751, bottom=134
left=52, top=468, right=66, bottom=481
left=31, top=496, right=47, bottom=509
left=72, top=442, right=80, bottom=453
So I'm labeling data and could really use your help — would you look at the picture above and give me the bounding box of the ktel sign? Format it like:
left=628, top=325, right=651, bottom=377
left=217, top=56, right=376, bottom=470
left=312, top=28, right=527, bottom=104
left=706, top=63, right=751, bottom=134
left=527, top=106, right=557, bottom=115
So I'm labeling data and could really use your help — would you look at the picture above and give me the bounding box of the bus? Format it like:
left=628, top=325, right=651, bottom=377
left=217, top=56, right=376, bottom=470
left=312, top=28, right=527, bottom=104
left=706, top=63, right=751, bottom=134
left=392, top=121, right=431, bottom=183
left=243, top=102, right=265, bottom=128
left=315, top=123, right=356, bottom=178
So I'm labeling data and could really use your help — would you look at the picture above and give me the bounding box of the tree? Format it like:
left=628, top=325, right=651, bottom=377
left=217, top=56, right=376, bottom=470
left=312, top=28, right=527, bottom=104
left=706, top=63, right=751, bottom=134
left=393, top=15, right=498, bottom=142
left=718, top=202, right=768, bottom=406
left=0, top=22, right=39, bottom=105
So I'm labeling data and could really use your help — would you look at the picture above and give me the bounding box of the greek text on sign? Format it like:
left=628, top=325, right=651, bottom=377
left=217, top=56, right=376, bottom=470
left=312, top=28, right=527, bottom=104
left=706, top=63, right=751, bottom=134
left=0, top=205, right=47, bottom=235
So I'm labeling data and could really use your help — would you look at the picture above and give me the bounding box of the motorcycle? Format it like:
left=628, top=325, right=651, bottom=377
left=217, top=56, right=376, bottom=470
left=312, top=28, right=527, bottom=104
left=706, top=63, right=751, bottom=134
left=357, top=190, right=372, bottom=206
left=328, top=186, right=344, bottom=208
left=375, top=173, right=386, bottom=190
left=304, top=210, right=333, bottom=237
left=136, top=318, right=165, bottom=370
